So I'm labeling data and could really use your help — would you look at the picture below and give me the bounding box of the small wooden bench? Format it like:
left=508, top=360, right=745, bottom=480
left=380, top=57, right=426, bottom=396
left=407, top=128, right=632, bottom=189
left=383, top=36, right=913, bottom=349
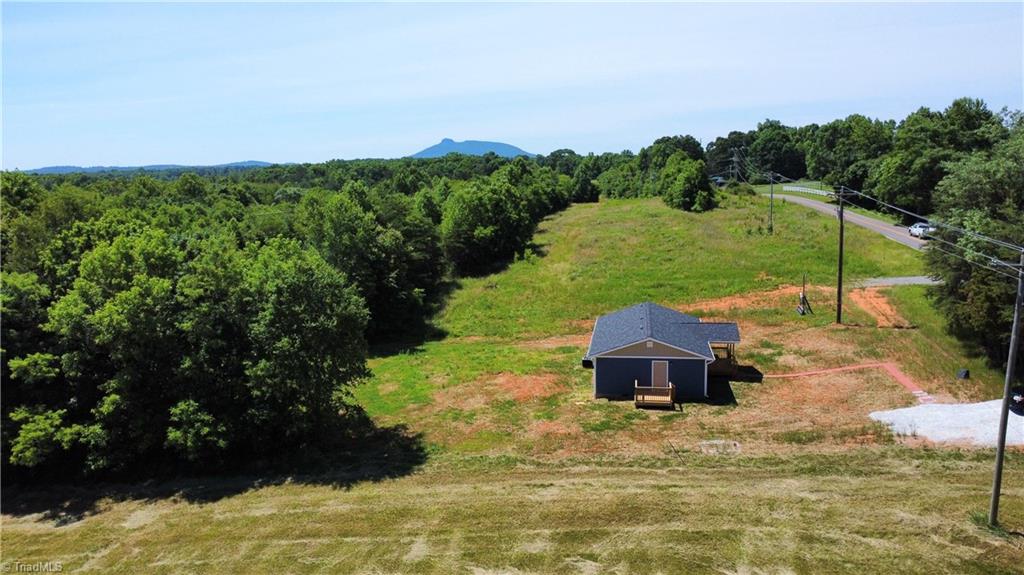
left=634, top=380, right=674, bottom=408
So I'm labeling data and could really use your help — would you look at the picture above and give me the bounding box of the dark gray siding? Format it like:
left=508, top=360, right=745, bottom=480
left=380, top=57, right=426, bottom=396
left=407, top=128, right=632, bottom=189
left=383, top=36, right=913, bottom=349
left=594, top=357, right=706, bottom=400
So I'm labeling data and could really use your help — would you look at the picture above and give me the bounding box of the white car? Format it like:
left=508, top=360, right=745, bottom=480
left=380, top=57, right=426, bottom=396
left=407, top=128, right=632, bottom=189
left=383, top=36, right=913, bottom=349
left=908, top=222, right=936, bottom=238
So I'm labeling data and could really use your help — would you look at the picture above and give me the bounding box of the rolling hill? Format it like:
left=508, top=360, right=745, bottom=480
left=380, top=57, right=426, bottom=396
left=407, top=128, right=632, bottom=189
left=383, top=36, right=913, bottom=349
left=23, top=160, right=273, bottom=175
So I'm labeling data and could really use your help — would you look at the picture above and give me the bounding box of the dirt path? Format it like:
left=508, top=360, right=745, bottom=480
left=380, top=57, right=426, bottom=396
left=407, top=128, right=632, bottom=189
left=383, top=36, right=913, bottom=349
left=765, top=362, right=935, bottom=404
left=849, top=287, right=911, bottom=328
left=681, top=284, right=833, bottom=314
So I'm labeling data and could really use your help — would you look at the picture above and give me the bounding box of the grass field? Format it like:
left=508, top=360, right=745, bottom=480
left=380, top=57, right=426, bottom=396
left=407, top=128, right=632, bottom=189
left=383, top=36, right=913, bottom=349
left=4, top=194, right=1022, bottom=574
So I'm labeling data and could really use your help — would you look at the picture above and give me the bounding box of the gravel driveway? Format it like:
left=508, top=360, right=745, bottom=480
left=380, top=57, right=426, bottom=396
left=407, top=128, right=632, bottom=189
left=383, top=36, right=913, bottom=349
left=870, top=400, right=1024, bottom=446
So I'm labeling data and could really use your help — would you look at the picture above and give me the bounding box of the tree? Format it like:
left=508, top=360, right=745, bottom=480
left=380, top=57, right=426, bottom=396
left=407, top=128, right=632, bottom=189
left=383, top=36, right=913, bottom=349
left=660, top=156, right=715, bottom=212
left=805, top=114, right=894, bottom=189
left=537, top=148, right=582, bottom=177
left=595, top=160, right=640, bottom=198
left=38, top=227, right=185, bottom=472
left=239, top=239, right=369, bottom=448
left=748, top=120, right=806, bottom=179
left=705, top=130, right=754, bottom=179
left=439, top=179, right=530, bottom=273
left=571, top=155, right=602, bottom=202
left=926, top=122, right=1024, bottom=366
left=868, top=99, right=1007, bottom=217
left=0, top=172, right=45, bottom=215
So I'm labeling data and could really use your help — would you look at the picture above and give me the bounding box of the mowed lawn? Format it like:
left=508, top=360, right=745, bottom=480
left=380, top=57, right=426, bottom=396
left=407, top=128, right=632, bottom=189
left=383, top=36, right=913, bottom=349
left=4, top=195, right=1023, bottom=574
left=4, top=452, right=1022, bottom=574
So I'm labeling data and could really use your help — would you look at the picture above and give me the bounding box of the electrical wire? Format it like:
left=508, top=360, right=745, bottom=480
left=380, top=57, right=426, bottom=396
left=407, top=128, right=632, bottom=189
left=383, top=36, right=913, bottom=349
left=836, top=185, right=1023, bottom=253
left=761, top=168, right=1022, bottom=281
left=923, top=232, right=1021, bottom=274
left=926, top=243, right=1019, bottom=282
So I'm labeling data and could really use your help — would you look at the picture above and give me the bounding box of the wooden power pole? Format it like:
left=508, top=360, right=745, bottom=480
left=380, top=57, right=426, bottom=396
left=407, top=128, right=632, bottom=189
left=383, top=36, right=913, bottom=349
left=989, top=249, right=1024, bottom=526
left=836, top=187, right=847, bottom=324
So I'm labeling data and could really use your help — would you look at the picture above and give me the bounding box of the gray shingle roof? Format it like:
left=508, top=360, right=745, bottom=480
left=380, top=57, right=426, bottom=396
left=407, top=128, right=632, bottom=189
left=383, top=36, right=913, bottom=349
left=584, top=302, right=740, bottom=360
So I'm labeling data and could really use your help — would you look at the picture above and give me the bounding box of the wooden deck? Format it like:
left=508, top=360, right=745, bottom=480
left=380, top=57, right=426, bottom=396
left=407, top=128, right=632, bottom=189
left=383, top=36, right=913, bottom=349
left=634, top=381, right=674, bottom=408
left=709, top=344, right=738, bottom=377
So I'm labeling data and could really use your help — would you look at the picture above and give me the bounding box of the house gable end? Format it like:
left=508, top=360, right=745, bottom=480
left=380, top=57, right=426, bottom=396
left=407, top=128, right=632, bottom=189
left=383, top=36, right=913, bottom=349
left=596, top=338, right=708, bottom=359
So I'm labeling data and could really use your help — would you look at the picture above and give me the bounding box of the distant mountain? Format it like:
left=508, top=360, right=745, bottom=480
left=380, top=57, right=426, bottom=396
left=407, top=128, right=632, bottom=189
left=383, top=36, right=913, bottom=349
left=24, top=160, right=274, bottom=175
left=410, top=138, right=534, bottom=159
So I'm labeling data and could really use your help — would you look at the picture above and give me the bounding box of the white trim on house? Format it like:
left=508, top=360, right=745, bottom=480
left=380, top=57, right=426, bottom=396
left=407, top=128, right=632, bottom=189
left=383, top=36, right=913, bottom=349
left=704, top=359, right=709, bottom=397
left=597, top=355, right=707, bottom=360
left=591, top=337, right=711, bottom=360
left=703, top=336, right=740, bottom=360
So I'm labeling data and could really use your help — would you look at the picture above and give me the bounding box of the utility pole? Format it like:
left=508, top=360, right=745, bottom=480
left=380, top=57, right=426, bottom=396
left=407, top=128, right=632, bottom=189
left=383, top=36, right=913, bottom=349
left=730, top=148, right=741, bottom=182
left=989, top=248, right=1024, bottom=526
left=768, top=172, right=775, bottom=234
left=836, top=186, right=847, bottom=325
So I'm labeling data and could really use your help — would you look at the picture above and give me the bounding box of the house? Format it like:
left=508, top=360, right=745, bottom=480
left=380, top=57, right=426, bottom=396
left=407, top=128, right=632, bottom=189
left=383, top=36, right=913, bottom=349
left=581, top=302, right=740, bottom=406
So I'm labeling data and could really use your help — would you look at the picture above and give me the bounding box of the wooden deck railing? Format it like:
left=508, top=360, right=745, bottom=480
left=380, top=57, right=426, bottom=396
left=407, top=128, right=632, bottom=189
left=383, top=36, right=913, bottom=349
left=634, top=381, right=674, bottom=407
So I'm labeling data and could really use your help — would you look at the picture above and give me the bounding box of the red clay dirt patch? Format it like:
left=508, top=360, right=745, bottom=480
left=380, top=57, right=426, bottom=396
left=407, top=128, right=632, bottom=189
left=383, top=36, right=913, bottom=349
left=848, top=287, right=910, bottom=328
left=492, top=373, right=563, bottom=402
left=765, top=362, right=935, bottom=404
left=679, top=284, right=833, bottom=314
left=528, top=420, right=577, bottom=437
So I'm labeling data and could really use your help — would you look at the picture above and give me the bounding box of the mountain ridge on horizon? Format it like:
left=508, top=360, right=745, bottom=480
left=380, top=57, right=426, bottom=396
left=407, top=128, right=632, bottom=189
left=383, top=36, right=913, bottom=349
left=410, top=138, right=535, bottom=159
left=21, top=160, right=275, bottom=175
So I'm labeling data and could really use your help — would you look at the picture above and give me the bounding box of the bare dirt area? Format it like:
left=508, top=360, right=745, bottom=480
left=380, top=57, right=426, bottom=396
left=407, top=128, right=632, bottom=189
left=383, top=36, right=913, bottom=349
left=766, top=362, right=936, bottom=404
left=431, top=378, right=497, bottom=411
left=427, top=372, right=564, bottom=412
left=679, top=284, right=834, bottom=314
left=730, top=320, right=864, bottom=373
left=849, top=287, right=911, bottom=328
left=492, top=372, right=564, bottom=401
left=527, top=420, right=578, bottom=438
left=628, top=369, right=912, bottom=455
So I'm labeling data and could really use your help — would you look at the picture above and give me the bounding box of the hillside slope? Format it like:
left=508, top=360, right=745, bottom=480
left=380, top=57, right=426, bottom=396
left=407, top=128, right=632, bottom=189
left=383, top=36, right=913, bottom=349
left=4, top=194, right=1021, bottom=574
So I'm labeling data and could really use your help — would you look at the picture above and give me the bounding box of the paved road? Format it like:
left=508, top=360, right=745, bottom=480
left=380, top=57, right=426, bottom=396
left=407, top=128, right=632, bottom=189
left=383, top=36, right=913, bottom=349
left=769, top=193, right=928, bottom=251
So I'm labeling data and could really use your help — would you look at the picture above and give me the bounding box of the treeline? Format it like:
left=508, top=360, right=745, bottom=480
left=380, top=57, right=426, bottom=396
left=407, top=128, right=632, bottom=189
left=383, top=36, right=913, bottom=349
left=539, top=136, right=716, bottom=211
left=0, top=155, right=571, bottom=478
left=703, top=97, right=1013, bottom=217
left=924, top=122, right=1023, bottom=366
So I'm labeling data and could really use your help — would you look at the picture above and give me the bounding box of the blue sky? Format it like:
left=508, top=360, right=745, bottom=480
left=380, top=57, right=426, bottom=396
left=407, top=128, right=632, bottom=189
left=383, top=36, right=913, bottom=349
left=2, top=2, right=1022, bottom=169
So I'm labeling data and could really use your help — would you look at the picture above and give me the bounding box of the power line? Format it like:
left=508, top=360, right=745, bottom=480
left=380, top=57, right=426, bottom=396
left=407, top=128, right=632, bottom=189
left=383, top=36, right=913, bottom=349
left=837, top=185, right=1023, bottom=253
left=927, top=244, right=1019, bottom=282
left=760, top=165, right=1022, bottom=254
left=925, top=233, right=1021, bottom=276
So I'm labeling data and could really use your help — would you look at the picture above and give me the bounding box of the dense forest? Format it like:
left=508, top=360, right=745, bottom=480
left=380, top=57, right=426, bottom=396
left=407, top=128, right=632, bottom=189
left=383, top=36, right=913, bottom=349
left=1, top=97, right=1021, bottom=479
left=0, top=153, right=582, bottom=478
